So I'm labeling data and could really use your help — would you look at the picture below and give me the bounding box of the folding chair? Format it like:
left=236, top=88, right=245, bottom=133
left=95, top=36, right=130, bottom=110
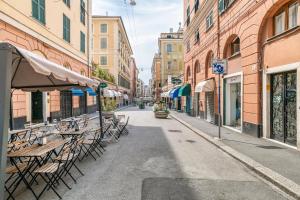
left=80, top=129, right=104, bottom=161
left=33, top=140, right=76, bottom=199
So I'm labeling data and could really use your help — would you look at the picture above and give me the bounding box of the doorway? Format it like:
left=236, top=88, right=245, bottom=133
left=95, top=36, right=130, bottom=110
left=79, top=92, right=87, bottom=115
left=224, top=76, right=242, bottom=131
left=205, top=92, right=214, bottom=123
left=31, top=91, right=43, bottom=123
left=271, top=71, right=297, bottom=146
left=60, top=91, right=73, bottom=119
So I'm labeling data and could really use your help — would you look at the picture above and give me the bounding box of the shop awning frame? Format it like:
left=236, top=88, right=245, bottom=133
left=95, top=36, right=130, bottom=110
left=178, top=84, right=191, bottom=97
left=195, top=79, right=215, bottom=93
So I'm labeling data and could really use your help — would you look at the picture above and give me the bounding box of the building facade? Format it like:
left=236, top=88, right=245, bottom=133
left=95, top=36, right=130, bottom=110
left=130, top=57, right=138, bottom=100
left=158, top=28, right=184, bottom=87
left=0, top=0, right=96, bottom=128
left=151, top=53, right=162, bottom=100
left=92, top=16, right=133, bottom=100
left=183, top=0, right=300, bottom=149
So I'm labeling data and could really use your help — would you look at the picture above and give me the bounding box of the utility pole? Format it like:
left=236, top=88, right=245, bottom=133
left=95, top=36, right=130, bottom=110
left=217, top=0, right=221, bottom=139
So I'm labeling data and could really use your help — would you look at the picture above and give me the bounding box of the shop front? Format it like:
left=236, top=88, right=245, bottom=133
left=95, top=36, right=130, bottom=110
left=263, top=63, right=299, bottom=148
left=195, top=79, right=215, bottom=123
left=223, top=73, right=242, bottom=131
left=178, top=84, right=191, bottom=114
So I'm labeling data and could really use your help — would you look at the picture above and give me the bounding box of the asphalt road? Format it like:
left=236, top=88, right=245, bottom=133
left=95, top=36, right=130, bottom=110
left=16, top=107, right=290, bottom=200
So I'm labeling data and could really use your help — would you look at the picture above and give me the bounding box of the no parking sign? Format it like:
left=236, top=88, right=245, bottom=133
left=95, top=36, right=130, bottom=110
left=212, top=59, right=227, bottom=74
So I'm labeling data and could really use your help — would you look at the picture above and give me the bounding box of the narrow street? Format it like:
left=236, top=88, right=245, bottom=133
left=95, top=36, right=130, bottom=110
left=17, top=107, right=290, bottom=200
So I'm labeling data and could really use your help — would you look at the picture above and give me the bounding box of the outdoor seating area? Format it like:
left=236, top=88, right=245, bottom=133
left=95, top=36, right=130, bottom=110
left=5, top=113, right=130, bottom=200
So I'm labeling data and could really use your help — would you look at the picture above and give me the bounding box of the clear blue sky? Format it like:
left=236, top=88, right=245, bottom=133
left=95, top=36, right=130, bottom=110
left=92, top=0, right=183, bottom=85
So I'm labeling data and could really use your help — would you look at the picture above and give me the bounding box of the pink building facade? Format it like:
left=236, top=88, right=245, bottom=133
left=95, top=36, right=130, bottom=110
left=183, top=0, right=300, bottom=149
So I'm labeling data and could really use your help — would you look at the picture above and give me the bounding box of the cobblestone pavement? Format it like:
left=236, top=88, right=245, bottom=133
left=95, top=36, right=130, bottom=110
left=16, top=107, right=291, bottom=200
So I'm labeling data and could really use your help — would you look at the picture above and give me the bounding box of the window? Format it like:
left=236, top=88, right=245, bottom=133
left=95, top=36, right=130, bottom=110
left=289, top=2, right=299, bottom=29
left=195, top=30, right=200, bottom=44
left=63, top=0, right=70, bottom=7
left=206, top=11, right=214, bottom=30
left=231, top=37, right=240, bottom=56
left=166, top=44, right=172, bottom=53
left=80, top=31, right=85, bottom=53
left=219, top=0, right=235, bottom=13
left=186, top=5, right=190, bottom=26
left=32, top=0, right=45, bottom=24
left=167, top=61, right=172, bottom=69
left=101, top=38, right=107, bottom=49
left=101, top=24, right=108, bottom=33
left=275, top=11, right=286, bottom=35
left=80, top=0, right=86, bottom=25
left=100, top=56, right=107, bottom=65
left=63, top=14, right=70, bottom=43
left=186, top=41, right=190, bottom=53
left=194, top=0, right=199, bottom=13
left=195, top=61, right=201, bottom=73
left=274, top=2, right=299, bottom=36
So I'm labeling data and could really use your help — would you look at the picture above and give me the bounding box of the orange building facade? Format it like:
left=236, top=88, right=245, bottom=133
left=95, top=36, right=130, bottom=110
left=183, top=0, right=300, bottom=149
left=0, top=0, right=97, bottom=128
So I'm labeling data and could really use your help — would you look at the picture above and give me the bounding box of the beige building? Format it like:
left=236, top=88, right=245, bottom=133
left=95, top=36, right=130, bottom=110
left=0, top=0, right=95, bottom=128
left=158, top=28, right=184, bottom=87
left=92, top=16, right=133, bottom=98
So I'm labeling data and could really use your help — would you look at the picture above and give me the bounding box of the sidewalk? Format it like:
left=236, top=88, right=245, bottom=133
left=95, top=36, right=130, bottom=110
left=170, top=111, right=300, bottom=198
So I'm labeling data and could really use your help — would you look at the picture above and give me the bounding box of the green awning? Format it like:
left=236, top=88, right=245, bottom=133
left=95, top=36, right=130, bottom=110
left=178, top=84, right=191, bottom=97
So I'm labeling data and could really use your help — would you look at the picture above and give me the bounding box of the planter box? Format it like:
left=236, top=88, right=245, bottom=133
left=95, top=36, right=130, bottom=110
left=154, top=111, right=169, bottom=119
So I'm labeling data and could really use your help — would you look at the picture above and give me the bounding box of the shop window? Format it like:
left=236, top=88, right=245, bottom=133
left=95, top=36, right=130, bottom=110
left=274, top=1, right=299, bottom=36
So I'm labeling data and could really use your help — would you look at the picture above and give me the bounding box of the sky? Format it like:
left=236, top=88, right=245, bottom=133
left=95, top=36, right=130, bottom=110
left=92, top=0, right=183, bottom=85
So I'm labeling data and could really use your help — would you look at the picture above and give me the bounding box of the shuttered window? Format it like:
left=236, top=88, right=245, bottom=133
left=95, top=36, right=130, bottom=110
left=63, top=0, right=70, bottom=7
left=63, top=14, right=70, bottom=43
left=80, top=0, right=86, bottom=25
left=32, top=0, right=45, bottom=24
left=80, top=31, right=86, bottom=53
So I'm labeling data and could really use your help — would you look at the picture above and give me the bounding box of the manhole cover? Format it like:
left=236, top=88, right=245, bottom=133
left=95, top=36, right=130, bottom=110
left=256, top=145, right=284, bottom=149
left=186, top=140, right=196, bottom=143
left=168, top=130, right=182, bottom=133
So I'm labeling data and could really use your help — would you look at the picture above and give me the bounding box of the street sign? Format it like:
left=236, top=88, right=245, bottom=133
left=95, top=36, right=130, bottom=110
left=212, top=59, right=227, bottom=74
left=99, top=82, right=108, bottom=88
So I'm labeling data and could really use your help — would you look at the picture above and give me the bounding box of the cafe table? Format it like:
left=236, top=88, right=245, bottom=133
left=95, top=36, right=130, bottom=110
left=7, top=139, right=68, bottom=200
left=59, top=127, right=91, bottom=139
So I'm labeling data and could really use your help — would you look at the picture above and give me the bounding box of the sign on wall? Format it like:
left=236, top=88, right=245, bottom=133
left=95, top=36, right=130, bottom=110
left=212, top=59, right=227, bottom=74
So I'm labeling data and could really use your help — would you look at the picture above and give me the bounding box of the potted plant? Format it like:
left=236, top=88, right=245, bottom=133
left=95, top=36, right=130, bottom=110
left=153, top=101, right=169, bottom=119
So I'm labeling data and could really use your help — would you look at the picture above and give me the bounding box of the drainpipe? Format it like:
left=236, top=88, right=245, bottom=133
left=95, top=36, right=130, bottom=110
left=87, top=0, right=91, bottom=78
left=217, top=0, right=221, bottom=138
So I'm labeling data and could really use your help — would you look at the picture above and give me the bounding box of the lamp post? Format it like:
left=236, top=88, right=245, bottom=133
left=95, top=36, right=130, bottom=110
left=97, top=82, right=108, bottom=139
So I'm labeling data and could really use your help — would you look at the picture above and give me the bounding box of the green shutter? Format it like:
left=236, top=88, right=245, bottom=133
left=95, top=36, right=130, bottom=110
left=32, top=0, right=39, bottom=20
left=80, top=31, right=85, bottom=53
left=218, top=0, right=224, bottom=13
left=63, top=15, right=70, bottom=42
left=39, top=0, right=45, bottom=24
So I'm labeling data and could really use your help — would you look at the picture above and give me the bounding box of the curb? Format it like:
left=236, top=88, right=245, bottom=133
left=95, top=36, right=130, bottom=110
left=170, top=114, right=300, bottom=200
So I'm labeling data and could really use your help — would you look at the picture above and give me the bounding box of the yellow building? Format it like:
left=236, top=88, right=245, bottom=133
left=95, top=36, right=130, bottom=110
left=0, top=0, right=94, bottom=128
left=92, top=16, right=133, bottom=97
left=158, top=28, right=184, bottom=87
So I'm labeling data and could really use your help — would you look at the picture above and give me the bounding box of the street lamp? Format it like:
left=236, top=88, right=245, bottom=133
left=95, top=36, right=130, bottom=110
left=129, top=0, right=136, bottom=6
